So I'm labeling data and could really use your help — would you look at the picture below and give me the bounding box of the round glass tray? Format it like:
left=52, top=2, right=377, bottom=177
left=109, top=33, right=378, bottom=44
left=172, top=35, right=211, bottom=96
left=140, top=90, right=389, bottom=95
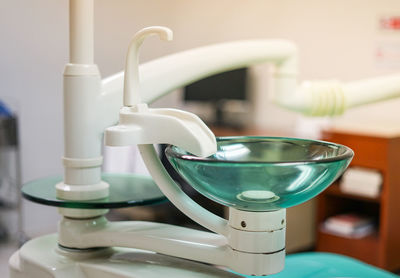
left=22, top=173, right=167, bottom=209
left=166, top=136, right=353, bottom=211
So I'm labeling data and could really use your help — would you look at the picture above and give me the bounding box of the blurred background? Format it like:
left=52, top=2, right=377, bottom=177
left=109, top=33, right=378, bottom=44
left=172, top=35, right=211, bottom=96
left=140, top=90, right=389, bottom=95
left=1, top=0, right=400, bottom=275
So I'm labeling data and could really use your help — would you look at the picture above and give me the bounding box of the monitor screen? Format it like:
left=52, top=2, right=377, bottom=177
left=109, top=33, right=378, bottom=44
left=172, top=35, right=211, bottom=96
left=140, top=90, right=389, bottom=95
left=184, top=68, right=247, bottom=101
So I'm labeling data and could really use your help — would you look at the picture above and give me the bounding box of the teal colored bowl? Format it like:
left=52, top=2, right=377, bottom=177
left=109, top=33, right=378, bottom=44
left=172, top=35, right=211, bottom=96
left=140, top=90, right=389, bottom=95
left=166, top=136, right=353, bottom=211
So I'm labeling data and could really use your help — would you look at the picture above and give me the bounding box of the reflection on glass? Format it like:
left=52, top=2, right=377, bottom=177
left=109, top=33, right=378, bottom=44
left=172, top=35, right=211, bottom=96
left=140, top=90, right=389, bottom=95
left=217, top=143, right=250, bottom=160
left=166, top=137, right=353, bottom=211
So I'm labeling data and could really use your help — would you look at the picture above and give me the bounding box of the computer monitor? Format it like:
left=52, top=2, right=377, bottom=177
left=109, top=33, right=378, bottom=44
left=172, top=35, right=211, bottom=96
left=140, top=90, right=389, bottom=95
left=184, top=68, right=248, bottom=127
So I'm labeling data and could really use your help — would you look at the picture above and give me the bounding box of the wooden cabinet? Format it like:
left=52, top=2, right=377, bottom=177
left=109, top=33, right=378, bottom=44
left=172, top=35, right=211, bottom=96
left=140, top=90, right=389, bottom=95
left=317, top=130, right=400, bottom=271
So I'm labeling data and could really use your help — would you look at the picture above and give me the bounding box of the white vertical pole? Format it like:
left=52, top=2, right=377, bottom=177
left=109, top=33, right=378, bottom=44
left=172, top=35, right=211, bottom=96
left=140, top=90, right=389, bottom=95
left=70, top=0, right=94, bottom=64
left=58, top=0, right=108, bottom=217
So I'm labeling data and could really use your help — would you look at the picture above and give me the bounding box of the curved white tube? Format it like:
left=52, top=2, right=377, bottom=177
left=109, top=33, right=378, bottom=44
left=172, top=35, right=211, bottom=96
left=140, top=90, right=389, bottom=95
left=104, top=40, right=297, bottom=103
left=343, top=73, right=400, bottom=108
left=138, top=144, right=229, bottom=236
left=100, top=39, right=298, bottom=129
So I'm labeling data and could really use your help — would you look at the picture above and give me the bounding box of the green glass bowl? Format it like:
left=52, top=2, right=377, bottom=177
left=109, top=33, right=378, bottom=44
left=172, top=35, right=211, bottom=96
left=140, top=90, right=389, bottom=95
left=166, top=136, right=353, bottom=211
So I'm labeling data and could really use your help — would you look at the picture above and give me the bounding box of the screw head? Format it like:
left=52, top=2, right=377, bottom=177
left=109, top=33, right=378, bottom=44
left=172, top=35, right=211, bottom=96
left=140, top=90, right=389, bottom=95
left=241, top=221, right=246, bottom=228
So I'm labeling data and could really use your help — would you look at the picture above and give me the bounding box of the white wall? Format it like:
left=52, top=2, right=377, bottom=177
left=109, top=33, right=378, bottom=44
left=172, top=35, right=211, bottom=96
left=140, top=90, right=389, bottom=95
left=1, top=0, right=400, bottom=238
left=0, top=0, right=69, bottom=236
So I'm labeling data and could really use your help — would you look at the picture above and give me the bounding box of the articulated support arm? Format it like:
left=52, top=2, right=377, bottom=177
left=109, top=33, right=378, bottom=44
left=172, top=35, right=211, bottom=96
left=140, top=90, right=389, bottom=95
left=59, top=209, right=286, bottom=276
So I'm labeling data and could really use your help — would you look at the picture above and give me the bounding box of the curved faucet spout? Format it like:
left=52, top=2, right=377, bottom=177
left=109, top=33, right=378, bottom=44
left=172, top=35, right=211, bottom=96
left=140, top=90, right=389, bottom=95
left=123, top=26, right=173, bottom=107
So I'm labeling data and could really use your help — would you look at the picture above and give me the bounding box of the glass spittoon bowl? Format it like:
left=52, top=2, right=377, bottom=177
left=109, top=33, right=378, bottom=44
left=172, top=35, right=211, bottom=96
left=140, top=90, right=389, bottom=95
left=166, top=136, right=353, bottom=211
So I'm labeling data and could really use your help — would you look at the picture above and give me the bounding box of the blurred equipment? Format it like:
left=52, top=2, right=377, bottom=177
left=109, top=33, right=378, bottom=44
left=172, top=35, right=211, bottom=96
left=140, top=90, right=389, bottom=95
left=0, top=100, right=23, bottom=244
left=322, top=213, right=375, bottom=239
left=340, top=167, right=383, bottom=198
left=184, top=68, right=249, bottom=128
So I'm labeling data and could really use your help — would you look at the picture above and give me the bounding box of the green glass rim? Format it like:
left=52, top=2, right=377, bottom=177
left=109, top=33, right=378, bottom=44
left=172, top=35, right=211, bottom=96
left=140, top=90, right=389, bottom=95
left=21, top=173, right=167, bottom=209
left=165, top=136, right=354, bottom=164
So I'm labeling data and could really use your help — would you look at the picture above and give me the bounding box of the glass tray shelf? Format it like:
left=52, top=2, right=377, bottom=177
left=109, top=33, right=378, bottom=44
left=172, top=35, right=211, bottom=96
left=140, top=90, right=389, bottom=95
left=22, top=173, right=167, bottom=209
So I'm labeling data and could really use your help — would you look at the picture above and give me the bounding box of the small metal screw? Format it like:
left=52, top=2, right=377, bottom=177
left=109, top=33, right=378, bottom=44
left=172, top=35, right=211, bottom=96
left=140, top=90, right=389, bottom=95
left=241, top=221, right=246, bottom=228
left=281, top=219, right=285, bottom=225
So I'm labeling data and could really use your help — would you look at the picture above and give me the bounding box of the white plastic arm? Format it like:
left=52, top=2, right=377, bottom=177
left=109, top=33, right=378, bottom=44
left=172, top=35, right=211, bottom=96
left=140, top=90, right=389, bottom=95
left=138, top=144, right=229, bottom=236
left=343, top=73, right=400, bottom=108
left=274, top=72, right=400, bottom=117
left=59, top=217, right=229, bottom=266
left=99, top=39, right=297, bottom=129
left=58, top=216, right=284, bottom=276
